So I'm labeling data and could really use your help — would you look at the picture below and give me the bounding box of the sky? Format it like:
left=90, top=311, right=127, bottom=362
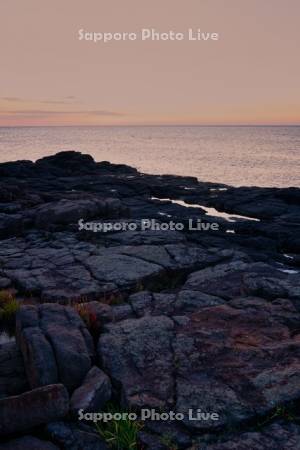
left=0, top=0, right=299, bottom=126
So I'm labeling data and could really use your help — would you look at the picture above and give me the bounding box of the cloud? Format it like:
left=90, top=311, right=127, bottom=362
left=0, top=102, right=125, bottom=125
left=1, top=97, right=78, bottom=105
left=39, top=100, right=74, bottom=105
left=1, top=110, right=123, bottom=117
left=0, top=110, right=125, bottom=123
left=87, top=110, right=124, bottom=117
left=2, top=97, right=26, bottom=102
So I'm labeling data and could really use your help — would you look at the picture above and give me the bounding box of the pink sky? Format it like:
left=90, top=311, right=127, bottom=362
left=0, top=0, right=299, bottom=126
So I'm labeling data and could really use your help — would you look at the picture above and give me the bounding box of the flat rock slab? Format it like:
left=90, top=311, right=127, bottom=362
left=16, top=304, right=94, bottom=391
left=85, top=251, right=163, bottom=288
left=0, top=384, right=69, bottom=436
left=98, top=297, right=300, bottom=431
left=0, top=231, right=240, bottom=301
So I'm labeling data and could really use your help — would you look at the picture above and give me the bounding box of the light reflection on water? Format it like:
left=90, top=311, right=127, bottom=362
left=0, top=126, right=299, bottom=187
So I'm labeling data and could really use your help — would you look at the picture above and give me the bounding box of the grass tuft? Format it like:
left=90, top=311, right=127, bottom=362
left=95, top=403, right=143, bottom=450
left=0, top=291, right=20, bottom=324
left=0, top=290, right=14, bottom=306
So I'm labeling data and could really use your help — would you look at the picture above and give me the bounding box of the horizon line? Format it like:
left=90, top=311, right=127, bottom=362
left=1, top=123, right=300, bottom=128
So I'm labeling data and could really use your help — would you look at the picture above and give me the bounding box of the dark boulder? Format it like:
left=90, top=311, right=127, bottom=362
left=16, top=304, right=94, bottom=391
left=0, top=342, right=28, bottom=399
left=70, top=366, right=111, bottom=416
left=98, top=316, right=175, bottom=409
left=198, top=421, right=300, bottom=449
left=36, top=151, right=96, bottom=175
left=0, top=384, right=69, bottom=436
left=0, top=213, right=23, bottom=238
left=0, top=436, right=59, bottom=450
left=98, top=296, right=300, bottom=432
left=46, top=421, right=109, bottom=450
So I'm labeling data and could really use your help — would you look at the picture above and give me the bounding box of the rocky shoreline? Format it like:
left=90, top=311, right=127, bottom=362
left=0, top=151, right=299, bottom=449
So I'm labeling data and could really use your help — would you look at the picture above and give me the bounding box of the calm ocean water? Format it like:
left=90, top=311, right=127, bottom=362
left=0, top=126, right=299, bottom=187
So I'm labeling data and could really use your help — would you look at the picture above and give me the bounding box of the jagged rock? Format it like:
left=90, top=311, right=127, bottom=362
left=144, top=420, right=192, bottom=449
left=45, top=421, right=109, bottom=450
left=0, top=213, right=23, bottom=238
left=36, top=151, right=96, bottom=171
left=175, top=290, right=224, bottom=312
left=0, top=277, right=11, bottom=289
left=138, top=431, right=167, bottom=450
left=198, top=421, right=300, bottom=449
left=243, top=269, right=300, bottom=302
left=182, top=261, right=300, bottom=302
left=1, top=234, right=106, bottom=300
left=70, top=366, right=111, bottom=416
left=128, top=291, right=153, bottom=317
left=174, top=297, right=300, bottom=430
left=0, top=342, right=28, bottom=398
left=16, top=304, right=94, bottom=391
left=98, top=296, right=300, bottom=432
left=1, top=228, right=296, bottom=305
left=0, top=384, right=69, bottom=436
left=34, top=197, right=126, bottom=229
left=150, top=293, right=177, bottom=315
left=107, top=229, right=185, bottom=246
left=0, top=151, right=300, bottom=447
left=0, top=234, right=237, bottom=300
left=98, top=316, right=175, bottom=409
left=131, top=286, right=225, bottom=319
left=128, top=290, right=223, bottom=317
left=0, top=436, right=59, bottom=450
left=111, top=304, right=135, bottom=321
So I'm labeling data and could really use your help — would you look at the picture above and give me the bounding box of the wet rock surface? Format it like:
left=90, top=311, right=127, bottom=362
left=0, top=151, right=299, bottom=448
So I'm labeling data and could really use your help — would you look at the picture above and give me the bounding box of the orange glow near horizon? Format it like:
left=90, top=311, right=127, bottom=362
left=0, top=97, right=300, bottom=127
left=0, top=0, right=300, bottom=127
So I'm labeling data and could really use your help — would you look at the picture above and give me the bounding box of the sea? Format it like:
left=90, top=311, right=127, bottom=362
left=0, top=126, right=299, bottom=187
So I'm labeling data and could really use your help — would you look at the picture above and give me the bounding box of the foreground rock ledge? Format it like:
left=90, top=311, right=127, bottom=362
left=0, top=384, right=69, bottom=436
left=0, top=436, right=59, bottom=450
left=198, top=422, right=300, bottom=450
left=98, top=296, right=300, bottom=431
